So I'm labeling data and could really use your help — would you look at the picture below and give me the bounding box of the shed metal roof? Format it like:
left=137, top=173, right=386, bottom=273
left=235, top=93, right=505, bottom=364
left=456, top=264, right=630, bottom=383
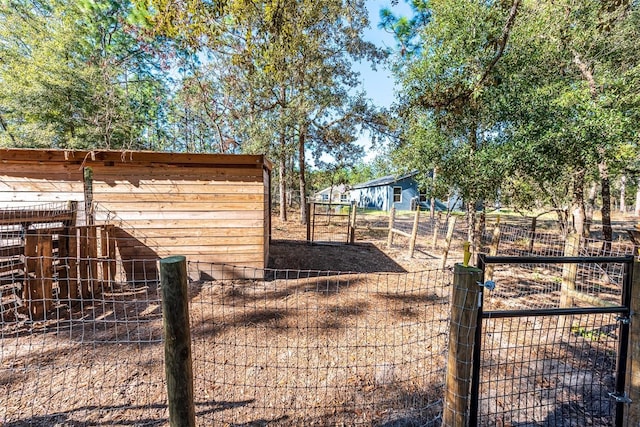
left=351, top=170, right=419, bottom=190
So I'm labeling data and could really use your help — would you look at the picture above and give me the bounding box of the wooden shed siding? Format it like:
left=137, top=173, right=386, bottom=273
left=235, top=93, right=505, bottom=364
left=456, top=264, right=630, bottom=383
left=90, top=159, right=267, bottom=268
left=0, top=169, right=85, bottom=208
left=0, top=149, right=271, bottom=275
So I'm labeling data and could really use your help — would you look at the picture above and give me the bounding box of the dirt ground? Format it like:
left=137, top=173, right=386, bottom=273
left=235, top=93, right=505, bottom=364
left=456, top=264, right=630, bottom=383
left=269, top=214, right=451, bottom=273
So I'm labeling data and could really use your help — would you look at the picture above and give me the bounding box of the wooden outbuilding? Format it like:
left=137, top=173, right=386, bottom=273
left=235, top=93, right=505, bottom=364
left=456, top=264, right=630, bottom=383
left=0, top=148, right=272, bottom=317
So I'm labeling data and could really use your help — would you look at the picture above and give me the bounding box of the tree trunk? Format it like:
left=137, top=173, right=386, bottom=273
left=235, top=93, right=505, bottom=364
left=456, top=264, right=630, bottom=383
left=555, top=208, right=569, bottom=237
left=0, top=112, right=17, bottom=145
left=585, top=182, right=597, bottom=235
left=599, top=161, right=613, bottom=249
left=279, top=151, right=287, bottom=222
left=298, top=124, right=308, bottom=225
left=620, top=175, right=627, bottom=214
left=571, top=168, right=586, bottom=237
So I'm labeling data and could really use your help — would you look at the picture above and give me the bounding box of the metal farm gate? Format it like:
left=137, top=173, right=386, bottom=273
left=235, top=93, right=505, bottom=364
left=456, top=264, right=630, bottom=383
left=472, top=255, right=633, bottom=426
left=307, top=201, right=355, bottom=244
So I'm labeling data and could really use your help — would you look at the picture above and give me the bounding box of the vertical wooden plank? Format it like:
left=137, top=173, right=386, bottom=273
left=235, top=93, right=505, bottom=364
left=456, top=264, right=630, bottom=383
left=88, top=225, right=99, bottom=295
left=387, top=206, right=396, bottom=248
left=57, top=227, right=70, bottom=300
left=443, top=263, right=482, bottom=427
left=160, top=255, right=196, bottom=427
left=79, top=226, right=90, bottom=299
left=61, top=200, right=79, bottom=301
left=440, top=216, right=458, bottom=269
left=37, top=233, right=53, bottom=315
left=626, top=259, right=640, bottom=427
left=408, top=207, right=420, bottom=258
left=68, top=227, right=78, bottom=300
left=106, top=225, right=117, bottom=284
left=23, top=231, right=38, bottom=318
left=100, top=226, right=110, bottom=289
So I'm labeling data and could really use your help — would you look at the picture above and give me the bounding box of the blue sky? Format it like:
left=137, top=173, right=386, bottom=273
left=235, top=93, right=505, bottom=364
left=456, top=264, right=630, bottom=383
left=353, top=1, right=412, bottom=160
left=356, top=1, right=405, bottom=109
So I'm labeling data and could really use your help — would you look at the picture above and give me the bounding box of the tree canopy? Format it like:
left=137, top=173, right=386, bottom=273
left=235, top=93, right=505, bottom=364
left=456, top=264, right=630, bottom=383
left=383, top=0, right=640, bottom=239
left=1, top=0, right=638, bottom=230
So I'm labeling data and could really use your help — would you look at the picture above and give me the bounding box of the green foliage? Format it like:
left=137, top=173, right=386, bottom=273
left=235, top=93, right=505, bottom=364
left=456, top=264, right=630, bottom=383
left=387, top=0, right=640, bottom=219
left=0, top=0, right=171, bottom=149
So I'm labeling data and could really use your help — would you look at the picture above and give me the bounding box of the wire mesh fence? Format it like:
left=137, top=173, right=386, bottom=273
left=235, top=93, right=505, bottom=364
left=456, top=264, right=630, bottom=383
left=187, top=262, right=452, bottom=425
left=0, top=256, right=165, bottom=425
left=477, top=312, right=620, bottom=426
left=1, top=260, right=453, bottom=426
left=474, top=256, right=632, bottom=426
left=2, top=201, right=637, bottom=426
left=308, top=202, right=354, bottom=244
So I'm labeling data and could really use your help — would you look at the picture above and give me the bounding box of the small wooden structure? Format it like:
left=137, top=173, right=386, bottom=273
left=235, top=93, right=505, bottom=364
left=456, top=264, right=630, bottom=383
left=0, top=202, right=118, bottom=318
left=0, top=149, right=272, bottom=318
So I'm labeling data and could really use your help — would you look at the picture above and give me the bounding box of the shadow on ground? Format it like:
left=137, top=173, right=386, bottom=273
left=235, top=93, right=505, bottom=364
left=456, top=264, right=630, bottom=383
left=269, top=240, right=406, bottom=273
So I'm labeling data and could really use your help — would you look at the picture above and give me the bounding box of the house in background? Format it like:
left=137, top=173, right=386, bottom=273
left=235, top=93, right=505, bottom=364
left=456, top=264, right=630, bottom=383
left=350, top=171, right=456, bottom=212
left=314, top=184, right=349, bottom=203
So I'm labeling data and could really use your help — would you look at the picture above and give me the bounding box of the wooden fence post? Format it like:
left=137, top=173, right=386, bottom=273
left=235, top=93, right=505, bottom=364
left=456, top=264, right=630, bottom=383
left=432, top=215, right=441, bottom=251
left=306, top=202, right=312, bottom=243
left=440, top=216, right=458, bottom=269
left=485, top=217, right=501, bottom=281
left=160, top=255, right=196, bottom=427
left=443, top=263, right=482, bottom=427
left=626, top=259, right=640, bottom=426
left=83, top=167, right=95, bottom=226
left=528, top=216, right=537, bottom=254
left=408, top=207, right=420, bottom=258
left=387, top=206, right=396, bottom=248
left=23, top=231, right=53, bottom=319
left=349, top=201, right=357, bottom=244
left=68, top=227, right=78, bottom=301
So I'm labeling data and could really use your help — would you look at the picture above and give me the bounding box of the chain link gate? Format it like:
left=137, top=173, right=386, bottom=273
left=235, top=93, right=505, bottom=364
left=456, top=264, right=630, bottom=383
left=471, top=255, right=633, bottom=426
left=307, top=201, right=355, bottom=245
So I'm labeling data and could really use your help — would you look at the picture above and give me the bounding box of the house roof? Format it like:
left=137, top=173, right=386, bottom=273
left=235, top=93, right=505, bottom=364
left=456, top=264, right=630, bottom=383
left=315, top=184, right=348, bottom=196
left=351, top=171, right=419, bottom=190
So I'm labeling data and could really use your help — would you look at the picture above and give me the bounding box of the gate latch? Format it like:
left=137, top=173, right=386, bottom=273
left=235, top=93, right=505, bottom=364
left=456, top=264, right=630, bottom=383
left=477, top=280, right=496, bottom=291
left=608, top=392, right=632, bottom=404
left=616, top=316, right=630, bottom=325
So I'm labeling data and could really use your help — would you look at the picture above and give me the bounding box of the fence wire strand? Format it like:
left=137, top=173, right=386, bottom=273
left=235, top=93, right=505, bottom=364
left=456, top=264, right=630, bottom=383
left=187, top=262, right=451, bottom=425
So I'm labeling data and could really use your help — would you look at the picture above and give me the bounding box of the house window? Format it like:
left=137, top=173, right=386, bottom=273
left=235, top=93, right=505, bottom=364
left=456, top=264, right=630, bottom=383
left=393, top=187, right=402, bottom=203
left=340, top=193, right=348, bottom=202
left=416, top=186, right=426, bottom=203
left=322, top=194, right=329, bottom=201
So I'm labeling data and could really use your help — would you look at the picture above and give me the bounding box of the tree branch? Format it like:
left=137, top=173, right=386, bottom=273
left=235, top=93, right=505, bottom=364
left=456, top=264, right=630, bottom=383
left=0, top=112, right=17, bottom=145
left=419, top=0, right=521, bottom=110
left=572, top=51, right=598, bottom=98
left=476, top=0, right=521, bottom=89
